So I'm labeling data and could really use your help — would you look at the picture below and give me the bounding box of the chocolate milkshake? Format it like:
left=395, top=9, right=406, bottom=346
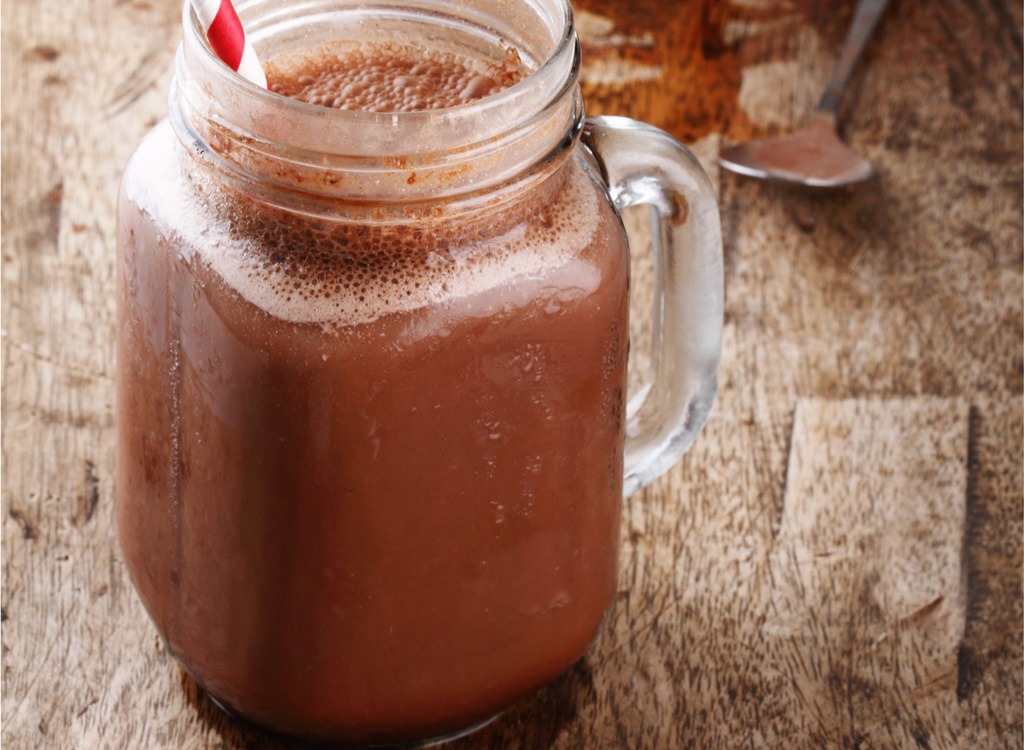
left=118, top=35, right=629, bottom=743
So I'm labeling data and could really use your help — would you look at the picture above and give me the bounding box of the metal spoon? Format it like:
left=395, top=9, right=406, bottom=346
left=719, top=0, right=890, bottom=187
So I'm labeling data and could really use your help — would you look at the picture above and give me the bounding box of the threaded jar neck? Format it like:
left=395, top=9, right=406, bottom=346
left=169, top=0, right=583, bottom=218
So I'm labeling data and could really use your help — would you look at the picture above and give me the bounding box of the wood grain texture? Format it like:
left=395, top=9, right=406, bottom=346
left=2, top=0, right=1021, bottom=748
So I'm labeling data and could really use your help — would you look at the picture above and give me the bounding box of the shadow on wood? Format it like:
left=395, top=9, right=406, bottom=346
left=177, top=658, right=596, bottom=749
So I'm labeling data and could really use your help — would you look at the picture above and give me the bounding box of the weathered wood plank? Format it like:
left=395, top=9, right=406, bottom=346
left=1, top=0, right=178, bottom=747
left=759, top=397, right=970, bottom=748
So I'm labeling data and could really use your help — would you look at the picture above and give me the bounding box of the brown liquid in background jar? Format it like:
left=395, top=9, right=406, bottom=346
left=117, top=39, right=628, bottom=743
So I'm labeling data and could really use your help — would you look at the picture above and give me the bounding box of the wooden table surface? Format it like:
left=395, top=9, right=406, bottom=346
left=3, top=0, right=1021, bottom=747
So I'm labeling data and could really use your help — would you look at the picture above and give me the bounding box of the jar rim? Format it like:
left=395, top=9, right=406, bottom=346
left=178, top=0, right=579, bottom=158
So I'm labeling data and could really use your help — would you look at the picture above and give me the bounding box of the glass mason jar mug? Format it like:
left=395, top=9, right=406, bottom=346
left=116, top=0, right=722, bottom=744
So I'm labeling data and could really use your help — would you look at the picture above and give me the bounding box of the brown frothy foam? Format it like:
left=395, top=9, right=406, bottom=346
left=216, top=169, right=599, bottom=327
left=266, top=40, right=527, bottom=112
left=134, top=121, right=599, bottom=328
left=136, top=42, right=598, bottom=328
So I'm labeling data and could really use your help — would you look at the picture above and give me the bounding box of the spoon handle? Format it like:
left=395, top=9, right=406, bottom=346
left=817, top=0, right=890, bottom=115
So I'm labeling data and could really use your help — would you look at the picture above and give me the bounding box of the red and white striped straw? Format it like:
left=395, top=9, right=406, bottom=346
left=190, top=0, right=267, bottom=88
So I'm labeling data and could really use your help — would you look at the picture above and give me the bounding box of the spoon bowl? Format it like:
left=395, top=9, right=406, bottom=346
left=718, top=112, right=874, bottom=188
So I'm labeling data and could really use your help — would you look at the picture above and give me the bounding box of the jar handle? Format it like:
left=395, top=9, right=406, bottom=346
left=582, top=116, right=724, bottom=496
